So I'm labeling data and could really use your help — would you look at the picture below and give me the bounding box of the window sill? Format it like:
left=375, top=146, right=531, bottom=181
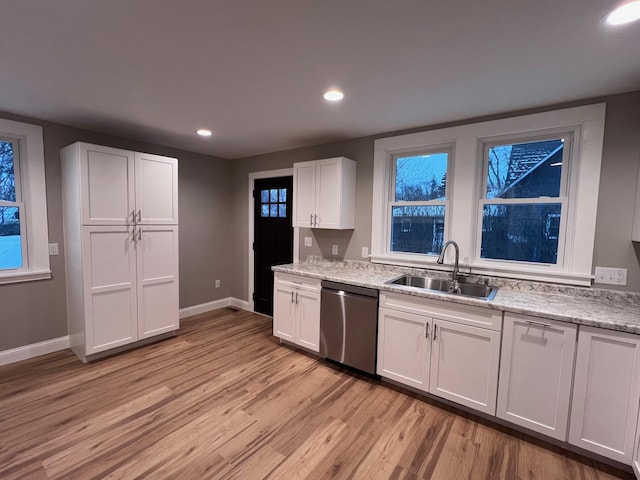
left=0, top=269, right=52, bottom=285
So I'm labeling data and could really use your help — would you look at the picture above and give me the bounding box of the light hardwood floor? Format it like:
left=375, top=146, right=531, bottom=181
left=0, top=309, right=633, bottom=480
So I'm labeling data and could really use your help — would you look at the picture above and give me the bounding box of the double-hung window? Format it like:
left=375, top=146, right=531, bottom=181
left=478, top=134, right=570, bottom=266
left=0, top=137, right=25, bottom=269
left=389, top=149, right=450, bottom=256
left=0, top=118, right=50, bottom=284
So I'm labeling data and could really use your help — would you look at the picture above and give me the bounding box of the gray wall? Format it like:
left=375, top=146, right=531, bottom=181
left=0, top=111, right=232, bottom=351
left=229, top=90, right=640, bottom=300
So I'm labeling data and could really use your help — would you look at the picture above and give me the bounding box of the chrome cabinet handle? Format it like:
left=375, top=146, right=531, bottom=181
left=425, top=323, right=430, bottom=338
left=525, top=320, right=552, bottom=328
left=130, top=210, right=136, bottom=225
left=131, top=228, right=136, bottom=243
left=310, top=214, right=313, bottom=226
left=138, top=228, right=142, bottom=241
left=137, top=210, right=142, bottom=223
left=295, top=292, right=299, bottom=304
left=291, top=291, right=294, bottom=303
left=314, top=214, right=317, bottom=226
left=433, top=324, right=438, bottom=341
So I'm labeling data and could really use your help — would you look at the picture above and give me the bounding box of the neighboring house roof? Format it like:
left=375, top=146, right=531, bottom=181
left=501, top=140, right=564, bottom=198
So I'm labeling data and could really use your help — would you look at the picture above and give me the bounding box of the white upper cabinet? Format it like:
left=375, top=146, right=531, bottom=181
left=497, top=314, right=577, bottom=441
left=63, top=143, right=178, bottom=226
left=569, top=326, right=640, bottom=464
left=293, top=157, right=356, bottom=229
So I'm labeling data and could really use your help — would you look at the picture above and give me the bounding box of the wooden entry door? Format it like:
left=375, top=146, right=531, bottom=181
left=253, top=176, right=293, bottom=316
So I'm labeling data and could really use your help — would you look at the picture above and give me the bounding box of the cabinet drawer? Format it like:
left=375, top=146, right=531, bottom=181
left=380, top=292, right=502, bottom=331
left=275, top=273, right=321, bottom=292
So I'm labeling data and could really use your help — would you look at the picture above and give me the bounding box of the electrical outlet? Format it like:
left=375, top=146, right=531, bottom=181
left=594, top=267, right=627, bottom=286
left=304, top=237, right=312, bottom=247
left=332, top=244, right=339, bottom=255
left=215, top=279, right=221, bottom=289
left=362, top=246, right=369, bottom=258
left=48, top=243, right=59, bottom=255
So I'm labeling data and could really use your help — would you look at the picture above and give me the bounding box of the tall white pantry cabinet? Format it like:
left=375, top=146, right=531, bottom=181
left=61, top=142, right=179, bottom=362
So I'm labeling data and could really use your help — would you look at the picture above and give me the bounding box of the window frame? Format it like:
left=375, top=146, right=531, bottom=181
left=387, top=145, right=453, bottom=258
left=473, top=130, right=574, bottom=269
left=0, top=118, right=50, bottom=284
left=371, top=104, right=606, bottom=285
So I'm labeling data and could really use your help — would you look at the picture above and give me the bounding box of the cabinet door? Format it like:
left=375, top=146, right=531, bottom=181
left=430, top=319, right=501, bottom=415
left=81, top=145, right=135, bottom=225
left=377, top=307, right=430, bottom=392
left=569, top=326, right=640, bottom=464
left=292, top=161, right=316, bottom=228
left=273, top=282, right=296, bottom=342
left=634, top=402, right=640, bottom=478
left=136, top=226, right=179, bottom=339
left=83, top=226, right=137, bottom=354
left=135, top=152, right=178, bottom=225
left=315, top=158, right=342, bottom=229
left=296, top=289, right=320, bottom=352
left=497, top=314, right=577, bottom=440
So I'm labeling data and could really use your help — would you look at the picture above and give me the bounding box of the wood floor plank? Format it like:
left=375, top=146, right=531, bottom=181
left=0, top=308, right=633, bottom=480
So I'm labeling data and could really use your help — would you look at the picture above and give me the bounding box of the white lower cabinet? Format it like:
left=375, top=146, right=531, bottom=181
left=634, top=403, right=640, bottom=478
left=272, top=273, right=321, bottom=352
left=569, top=326, right=640, bottom=465
left=497, top=313, right=577, bottom=441
left=377, top=292, right=502, bottom=415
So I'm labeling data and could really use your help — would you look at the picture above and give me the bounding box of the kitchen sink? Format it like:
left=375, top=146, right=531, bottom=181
left=386, top=275, right=498, bottom=300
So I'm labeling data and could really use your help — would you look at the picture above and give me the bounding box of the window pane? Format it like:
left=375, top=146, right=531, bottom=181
left=279, top=188, right=287, bottom=202
left=261, top=190, right=269, bottom=203
left=261, top=204, right=269, bottom=217
left=391, top=206, right=445, bottom=255
left=0, top=206, right=22, bottom=269
left=278, top=204, right=286, bottom=218
left=481, top=203, right=561, bottom=264
left=395, top=153, right=447, bottom=202
left=486, top=139, right=563, bottom=200
left=0, top=141, right=17, bottom=202
left=270, top=204, right=278, bottom=217
left=270, top=189, right=278, bottom=202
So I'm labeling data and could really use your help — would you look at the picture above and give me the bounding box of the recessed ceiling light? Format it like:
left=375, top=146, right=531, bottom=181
left=196, top=129, right=212, bottom=137
left=323, top=89, right=344, bottom=102
left=606, top=0, right=640, bottom=25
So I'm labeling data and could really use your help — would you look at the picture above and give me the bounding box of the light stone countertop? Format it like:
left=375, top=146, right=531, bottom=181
left=273, top=259, right=640, bottom=335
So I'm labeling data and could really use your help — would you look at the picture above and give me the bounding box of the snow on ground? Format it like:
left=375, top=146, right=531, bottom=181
left=0, top=235, right=22, bottom=269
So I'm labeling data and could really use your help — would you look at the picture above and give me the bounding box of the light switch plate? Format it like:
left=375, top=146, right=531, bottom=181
left=594, top=266, right=627, bottom=286
left=48, top=243, right=59, bottom=255
left=304, top=237, right=312, bottom=247
left=362, top=247, right=369, bottom=258
left=331, top=244, right=338, bottom=255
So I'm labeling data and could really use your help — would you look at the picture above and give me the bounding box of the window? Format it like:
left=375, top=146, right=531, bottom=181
left=0, top=118, right=50, bottom=284
left=390, top=151, right=449, bottom=255
left=260, top=188, right=288, bottom=218
left=371, top=104, right=606, bottom=285
left=478, top=136, right=568, bottom=265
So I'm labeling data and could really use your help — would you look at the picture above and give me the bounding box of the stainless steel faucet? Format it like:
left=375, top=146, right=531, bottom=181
left=437, top=240, right=461, bottom=293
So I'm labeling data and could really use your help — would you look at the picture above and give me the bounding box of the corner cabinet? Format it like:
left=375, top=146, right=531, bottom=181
left=273, top=273, right=321, bottom=352
left=293, top=157, right=356, bottom=229
left=497, top=313, right=577, bottom=441
left=61, top=142, right=179, bottom=362
left=568, top=326, right=640, bottom=465
left=377, top=292, right=502, bottom=415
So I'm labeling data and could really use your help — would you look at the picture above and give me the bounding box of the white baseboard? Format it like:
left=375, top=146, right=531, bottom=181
left=179, top=297, right=252, bottom=319
left=0, top=336, right=70, bottom=367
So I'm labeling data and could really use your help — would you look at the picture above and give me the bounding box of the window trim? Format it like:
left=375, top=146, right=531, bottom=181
left=371, top=103, right=606, bottom=285
left=0, top=118, right=50, bottom=284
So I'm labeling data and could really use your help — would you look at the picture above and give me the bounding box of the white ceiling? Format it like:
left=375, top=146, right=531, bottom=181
left=1, top=0, right=639, bottom=159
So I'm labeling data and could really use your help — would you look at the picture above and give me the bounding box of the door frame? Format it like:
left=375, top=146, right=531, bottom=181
left=248, top=168, right=298, bottom=313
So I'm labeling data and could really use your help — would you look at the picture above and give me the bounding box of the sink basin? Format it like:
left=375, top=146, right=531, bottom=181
left=386, top=275, right=498, bottom=300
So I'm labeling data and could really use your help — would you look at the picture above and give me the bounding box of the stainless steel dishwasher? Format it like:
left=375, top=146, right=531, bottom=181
left=319, top=280, right=379, bottom=375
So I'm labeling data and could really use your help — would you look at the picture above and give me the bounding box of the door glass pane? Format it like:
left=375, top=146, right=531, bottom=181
left=395, top=152, right=448, bottom=202
left=0, top=140, right=17, bottom=202
left=261, top=204, right=269, bottom=217
left=481, top=203, right=561, bottom=264
left=278, top=204, right=286, bottom=218
left=279, top=188, right=287, bottom=202
left=261, top=190, right=269, bottom=203
left=486, top=139, right=564, bottom=199
left=0, top=206, right=22, bottom=269
left=391, top=205, right=445, bottom=255
left=270, top=189, right=278, bottom=202
left=270, top=204, right=278, bottom=217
